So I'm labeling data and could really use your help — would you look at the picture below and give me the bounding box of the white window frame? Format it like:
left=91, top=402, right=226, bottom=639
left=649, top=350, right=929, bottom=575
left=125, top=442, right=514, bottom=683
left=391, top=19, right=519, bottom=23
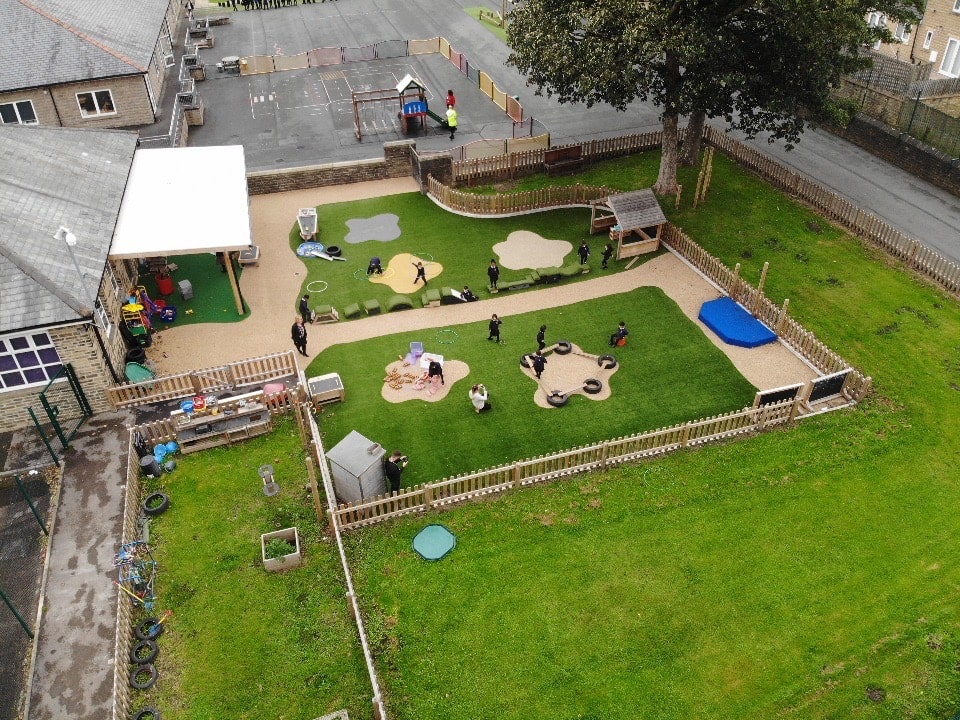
left=894, top=23, right=911, bottom=42
left=0, top=99, right=38, bottom=125
left=76, top=89, right=117, bottom=118
left=867, top=11, right=885, bottom=28
left=923, top=30, right=934, bottom=49
left=953, top=0, right=960, bottom=13
left=941, top=38, right=960, bottom=78
left=0, top=331, right=64, bottom=392
left=94, top=299, right=113, bottom=338
left=108, top=263, right=122, bottom=298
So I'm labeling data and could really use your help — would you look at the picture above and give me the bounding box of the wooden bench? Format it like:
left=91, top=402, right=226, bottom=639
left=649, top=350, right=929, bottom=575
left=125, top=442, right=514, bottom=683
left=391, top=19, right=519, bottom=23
left=544, top=146, right=583, bottom=176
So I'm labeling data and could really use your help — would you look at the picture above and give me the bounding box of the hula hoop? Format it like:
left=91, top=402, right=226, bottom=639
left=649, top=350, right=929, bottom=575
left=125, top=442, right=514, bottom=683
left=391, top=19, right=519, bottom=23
left=353, top=269, right=370, bottom=282
left=413, top=252, right=434, bottom=263
left=435, top=329, right=459, bottom=345
left=306, top=280, right=328, bottom=293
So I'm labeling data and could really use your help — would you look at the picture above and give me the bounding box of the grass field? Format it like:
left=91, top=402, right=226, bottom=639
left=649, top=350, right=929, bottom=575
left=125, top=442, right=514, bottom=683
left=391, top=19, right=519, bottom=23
left=139, top=417, right=371, bottom=720
left=314, top=287, right=757, bottom=484
left=344, top=153, right=960, bottom=719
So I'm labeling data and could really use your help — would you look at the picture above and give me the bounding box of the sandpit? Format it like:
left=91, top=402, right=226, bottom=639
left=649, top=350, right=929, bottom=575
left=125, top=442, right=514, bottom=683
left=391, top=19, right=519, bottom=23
left=493, top=231, right=573, bottom=270
left=381, top=358, right=470, bottom=403
left=367, top=252, right=444, bottom=294
left=521, top=342, right=620, bottom=408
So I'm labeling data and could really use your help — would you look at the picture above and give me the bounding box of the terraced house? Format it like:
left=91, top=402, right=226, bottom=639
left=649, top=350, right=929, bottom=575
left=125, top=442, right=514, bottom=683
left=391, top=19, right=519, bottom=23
left=0, top=0, right=184, bottom=129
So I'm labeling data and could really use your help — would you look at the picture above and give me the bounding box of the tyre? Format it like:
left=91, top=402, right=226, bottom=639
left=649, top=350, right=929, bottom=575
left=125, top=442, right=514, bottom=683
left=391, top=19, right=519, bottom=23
left=598, top=354, right=618, bottom=370
left=520, top=354, right=533, bottom=368
left=129, top=663, right=158, bottom=690
left=133, top=708, right=161, bottom=720
left=583, top=378, right=603, bottom=394
left=546, top=391, right=568, bottom=407
left=142, top=492, right=169, bottom=516
left=130, top=639, right=159, bottom=665
left=135, top=617, right=164, bottom=641
left=554, top=341, right=572, bottom=355
left=325, top=245, right=342, bottom=257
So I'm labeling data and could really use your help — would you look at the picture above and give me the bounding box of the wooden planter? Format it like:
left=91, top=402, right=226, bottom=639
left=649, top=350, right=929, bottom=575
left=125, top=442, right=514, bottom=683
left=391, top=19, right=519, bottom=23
left=261, top=527, right=301, bottom=571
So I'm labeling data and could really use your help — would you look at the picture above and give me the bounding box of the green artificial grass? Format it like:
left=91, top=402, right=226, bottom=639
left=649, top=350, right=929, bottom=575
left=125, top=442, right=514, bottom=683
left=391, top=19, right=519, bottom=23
left=344, top=154, right=960, bottom=719
left=139, top=253, right=248, bottom=328
left=464, top=6, right=509, bottom=43
left=289, top=194, right=639, bottom=318
left=313, top=287, right=756, bottom=484
left=139, top=417, right=370, bottom=720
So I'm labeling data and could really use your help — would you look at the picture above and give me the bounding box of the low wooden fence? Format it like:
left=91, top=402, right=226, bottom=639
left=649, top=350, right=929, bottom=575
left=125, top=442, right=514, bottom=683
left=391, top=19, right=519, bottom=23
left=333, top=399, right=799, bottom=529
left=702, top=126, right=960, bottom=295
left=428, top=176, right=611, bottom=216
left=452, top=131, right=666, bottom=184
left=106, top=350, right=300, bottom=409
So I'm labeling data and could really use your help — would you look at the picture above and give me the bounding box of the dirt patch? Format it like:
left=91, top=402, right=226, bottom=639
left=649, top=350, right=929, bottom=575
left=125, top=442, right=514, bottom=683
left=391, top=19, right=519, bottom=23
left=368, top=252, right=444, bottom=295
left=521, top=342, right=620, bottom=409
left=493, top=230, right=573, bottom=269
left=380, top=358, right=470, bottom=403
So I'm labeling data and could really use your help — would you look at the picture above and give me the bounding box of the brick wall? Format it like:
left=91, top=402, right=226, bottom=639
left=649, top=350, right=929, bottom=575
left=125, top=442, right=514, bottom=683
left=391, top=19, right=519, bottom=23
left=0, top=89, right=59, bottom=126
left=0, top=322, right=114, bottom=435
left=49, top=75, right=156, bottom=129
left=246, top=140, right=417, bottom=194
left=829, top=114, right=960, bottom=197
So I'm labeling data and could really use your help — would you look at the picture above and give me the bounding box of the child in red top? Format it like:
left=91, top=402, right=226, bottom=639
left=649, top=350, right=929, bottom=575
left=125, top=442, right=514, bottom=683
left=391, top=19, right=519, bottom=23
left=446, top=89, right=456, bottom=107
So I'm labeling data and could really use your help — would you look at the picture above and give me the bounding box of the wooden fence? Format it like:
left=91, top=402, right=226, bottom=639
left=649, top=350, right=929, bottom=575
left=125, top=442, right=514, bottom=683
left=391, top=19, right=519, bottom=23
left=106, top=350, right=300, bottom=409
left=701, top=126, right=960, bottom=295
left=427, top=176, right=611, bottom=216
left=453, top=131, right=665, bottom=184
left=333, top=399, right=800, bottom=530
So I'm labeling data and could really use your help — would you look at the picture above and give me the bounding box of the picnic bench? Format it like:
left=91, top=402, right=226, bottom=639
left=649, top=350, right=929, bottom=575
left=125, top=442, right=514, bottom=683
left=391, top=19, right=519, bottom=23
left=544, top=145, right=583, bottom=176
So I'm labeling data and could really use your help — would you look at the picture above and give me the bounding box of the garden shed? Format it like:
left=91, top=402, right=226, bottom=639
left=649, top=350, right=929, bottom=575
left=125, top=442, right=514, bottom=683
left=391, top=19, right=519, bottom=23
left=590, top=189, right=667, bottom=258
left=326, top=430, right=386, bottom=504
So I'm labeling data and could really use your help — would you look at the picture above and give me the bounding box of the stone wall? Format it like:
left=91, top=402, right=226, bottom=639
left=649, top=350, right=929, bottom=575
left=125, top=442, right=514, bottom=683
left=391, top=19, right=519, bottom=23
left=246, top=140, right=417, bottom=194
left=49, top=75, right=157, bottom=129
left=829, top=114, right=960, bottom=197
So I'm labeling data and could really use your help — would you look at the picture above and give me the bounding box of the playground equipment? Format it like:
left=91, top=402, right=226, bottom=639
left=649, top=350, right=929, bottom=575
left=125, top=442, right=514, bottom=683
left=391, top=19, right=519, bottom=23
left=297, top=208, right=318, bottom=240
left=352, top=74, right=447, bottom=140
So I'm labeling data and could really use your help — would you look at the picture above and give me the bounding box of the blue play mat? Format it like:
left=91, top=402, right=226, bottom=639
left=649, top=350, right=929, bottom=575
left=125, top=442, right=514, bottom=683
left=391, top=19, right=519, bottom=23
left=698, top=297, right=777, bottom=348
left=413, top=524, right=456, bottom=561
left=295, top=242, right=326, bottom=257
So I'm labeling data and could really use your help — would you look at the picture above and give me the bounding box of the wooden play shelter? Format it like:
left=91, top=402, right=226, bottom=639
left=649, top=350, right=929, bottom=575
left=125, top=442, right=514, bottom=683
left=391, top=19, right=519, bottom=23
left=590, top=189, right=667, bottom=258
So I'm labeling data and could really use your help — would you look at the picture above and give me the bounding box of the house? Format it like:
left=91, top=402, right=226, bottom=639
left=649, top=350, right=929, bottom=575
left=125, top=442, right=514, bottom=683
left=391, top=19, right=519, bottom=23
left=869, top=0, right=960, bottom=79
left=0, top=124, right=139, bottom=434
left=0, top=0, right=184, bottom=129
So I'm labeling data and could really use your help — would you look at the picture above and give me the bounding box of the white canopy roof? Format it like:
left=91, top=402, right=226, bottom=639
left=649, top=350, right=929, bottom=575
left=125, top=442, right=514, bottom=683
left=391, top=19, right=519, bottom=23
left=110, top=146, right=252, bottom=259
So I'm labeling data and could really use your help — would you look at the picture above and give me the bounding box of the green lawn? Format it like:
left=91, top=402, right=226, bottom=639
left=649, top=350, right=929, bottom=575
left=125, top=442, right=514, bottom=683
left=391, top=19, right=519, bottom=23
left=344, top=153, right=960, bottom=719
left=289, top=194, right=629, bottom=318
left=139, top=417, right=370, bottom=720
left=313, top=287, right=757, bottom=485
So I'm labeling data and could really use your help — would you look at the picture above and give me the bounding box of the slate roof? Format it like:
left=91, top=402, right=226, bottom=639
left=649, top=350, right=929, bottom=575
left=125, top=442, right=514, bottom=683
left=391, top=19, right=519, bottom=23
left=0, top=0, right=171, bottom=92
left=0, top=124, right=138, bottom=333
left=606, top=189, right=667, bottom=230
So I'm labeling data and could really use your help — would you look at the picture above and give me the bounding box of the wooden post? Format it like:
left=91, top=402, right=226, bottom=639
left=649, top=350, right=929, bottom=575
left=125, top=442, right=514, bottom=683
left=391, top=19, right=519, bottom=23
left=776, top=298, right=790, bottom=334
left=754, top=261, right=770, bottom=314
left=305, top=456, right=324, bottom=523
left=731, top=262, right=742, bottom=300
left=674, top=184, right=682, bottom=210
left=224, top=251, right=245, bottom=315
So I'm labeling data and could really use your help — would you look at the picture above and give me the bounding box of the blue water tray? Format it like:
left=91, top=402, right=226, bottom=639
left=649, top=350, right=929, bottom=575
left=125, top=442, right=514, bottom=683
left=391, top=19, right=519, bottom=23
left=698, top=297, right=777, bottom=348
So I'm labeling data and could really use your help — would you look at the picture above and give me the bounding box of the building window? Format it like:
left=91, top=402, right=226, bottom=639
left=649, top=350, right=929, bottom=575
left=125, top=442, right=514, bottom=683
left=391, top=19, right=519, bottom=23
left=76, top=90, right=116, bottom=118
left=0, top=100, right=38, bottom=125
left=954, top=0, right=960, bottom=12
left=923, top=30, right=935, bottom=49
left=867, top=12, right=885, bottom=28
left=894, top=23, right=911, bottom=42
left=0, top=332, right=63, bottom=391
left=942, top=38, right=960, bottom=77
left=94, top=300, right=113, bottom=338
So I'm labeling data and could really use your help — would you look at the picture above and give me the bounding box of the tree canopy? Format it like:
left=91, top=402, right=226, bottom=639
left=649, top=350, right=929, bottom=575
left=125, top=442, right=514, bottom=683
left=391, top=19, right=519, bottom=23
left=507, top=0, right=922, bottom=194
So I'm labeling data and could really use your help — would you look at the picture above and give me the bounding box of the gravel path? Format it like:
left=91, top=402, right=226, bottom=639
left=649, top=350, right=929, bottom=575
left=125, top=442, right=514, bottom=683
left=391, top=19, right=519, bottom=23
left=149, top=179, right=817, bottom=391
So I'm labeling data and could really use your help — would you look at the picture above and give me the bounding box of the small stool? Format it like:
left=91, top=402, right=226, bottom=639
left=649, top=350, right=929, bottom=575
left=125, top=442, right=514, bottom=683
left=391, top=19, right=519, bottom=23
left=616, top=337, right=628, bottom=347
left=343, top=303, right=362, bottom=319
left=363, top=299, right=382, bottom=315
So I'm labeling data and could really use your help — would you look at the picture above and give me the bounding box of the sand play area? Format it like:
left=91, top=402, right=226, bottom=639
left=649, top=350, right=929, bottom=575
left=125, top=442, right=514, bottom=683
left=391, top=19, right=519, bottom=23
left=381, top=358, right=470, bottom=403
left=523, top=342, right=620, bottom=409
left=493, top=231, right=573, bottom=269
left=367, top=252, right=444, bottom=294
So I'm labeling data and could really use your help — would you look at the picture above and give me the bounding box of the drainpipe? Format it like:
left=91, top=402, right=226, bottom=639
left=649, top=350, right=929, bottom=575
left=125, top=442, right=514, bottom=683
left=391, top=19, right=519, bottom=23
left=89, top=321, right=122, bottom=384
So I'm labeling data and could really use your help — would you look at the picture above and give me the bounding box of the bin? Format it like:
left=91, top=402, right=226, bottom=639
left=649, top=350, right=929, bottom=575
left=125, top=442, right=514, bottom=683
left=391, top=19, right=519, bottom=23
left=140, top=455, right=161, bottom=478
left=157, top=273, right=175, bottom=296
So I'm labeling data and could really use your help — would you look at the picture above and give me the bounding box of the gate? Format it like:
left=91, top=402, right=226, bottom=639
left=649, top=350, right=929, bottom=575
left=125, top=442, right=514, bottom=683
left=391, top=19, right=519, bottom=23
left=27, top=364, right=93, bottom=461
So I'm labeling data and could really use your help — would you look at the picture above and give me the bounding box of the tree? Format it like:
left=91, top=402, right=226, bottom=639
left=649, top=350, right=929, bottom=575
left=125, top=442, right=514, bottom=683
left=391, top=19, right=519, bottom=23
left=507, top=0, right=921, bottom=195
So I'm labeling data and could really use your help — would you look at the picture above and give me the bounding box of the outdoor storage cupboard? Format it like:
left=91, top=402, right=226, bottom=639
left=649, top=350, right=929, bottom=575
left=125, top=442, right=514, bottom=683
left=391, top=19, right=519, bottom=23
left=326, top=430, right=386, bottom=504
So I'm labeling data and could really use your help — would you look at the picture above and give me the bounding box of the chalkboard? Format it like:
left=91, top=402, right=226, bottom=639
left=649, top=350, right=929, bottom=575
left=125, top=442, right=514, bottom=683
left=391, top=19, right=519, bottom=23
left=809, top=370, right=849, bottom=403
left=755, top=383, right=803, bottom=407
